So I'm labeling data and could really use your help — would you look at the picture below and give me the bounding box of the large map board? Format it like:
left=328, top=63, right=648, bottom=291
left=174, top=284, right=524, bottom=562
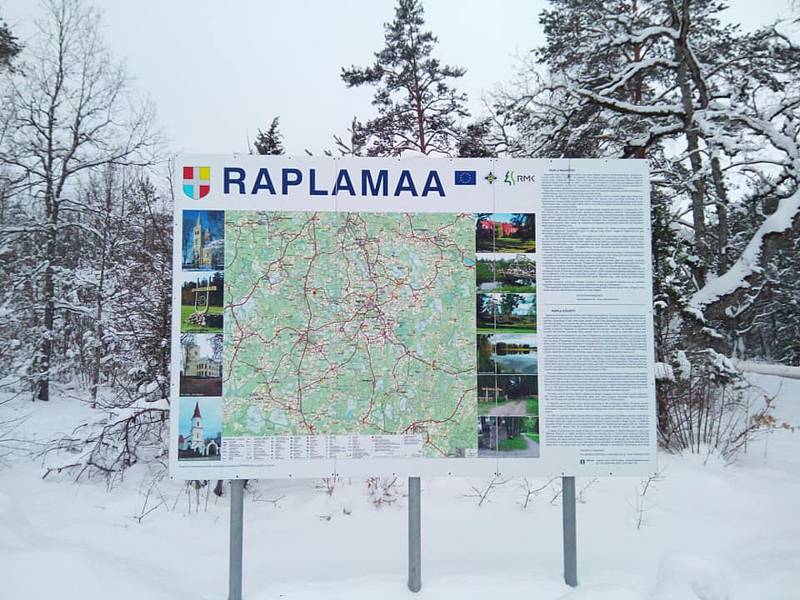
left=170, top=156, right=656, bottom=479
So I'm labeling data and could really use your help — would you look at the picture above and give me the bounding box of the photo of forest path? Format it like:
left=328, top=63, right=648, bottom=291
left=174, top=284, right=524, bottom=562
left=477, top=374, right=538, bottom=416
left=477, top=416, right=539, bottom=457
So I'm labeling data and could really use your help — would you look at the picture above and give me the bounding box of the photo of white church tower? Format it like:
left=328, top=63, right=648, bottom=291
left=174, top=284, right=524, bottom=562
left=178, top=397, right=222, bottom=461
left=190, top=402, right=205, bottom=453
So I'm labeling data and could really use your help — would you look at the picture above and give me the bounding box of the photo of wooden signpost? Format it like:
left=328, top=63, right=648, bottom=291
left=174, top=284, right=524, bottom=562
left=477, top=374, right=538, bottom=417
left=180, top=271, right=224, bottom=333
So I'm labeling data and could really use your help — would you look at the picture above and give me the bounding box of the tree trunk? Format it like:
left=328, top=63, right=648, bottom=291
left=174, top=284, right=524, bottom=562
left=672, top=0, right=707, bottom=288
left=36, top=198, right=58, bottom=402
left=710, top=153, right=730, bottom=271
left=410, top=47, right=427, bottom=154
left=91, top=173, right=114, bottom=408
left=630, top=0, right=648, bottom=159
left=91, top=255, right=106, bottom=407
left=683, top=33, right=732, bottom=273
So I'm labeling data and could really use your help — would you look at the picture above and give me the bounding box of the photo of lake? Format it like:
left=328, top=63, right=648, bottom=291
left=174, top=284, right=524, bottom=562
left=477, top=333, right=538, bottom=374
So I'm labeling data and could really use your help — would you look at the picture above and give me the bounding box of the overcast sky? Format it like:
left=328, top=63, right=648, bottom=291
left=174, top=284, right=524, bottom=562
left=2, top=0, right=796, bottom=156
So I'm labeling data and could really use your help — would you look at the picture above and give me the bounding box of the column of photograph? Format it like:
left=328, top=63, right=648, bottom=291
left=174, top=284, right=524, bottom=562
left=475, top=213, right=540, bottom=458
left=176, top=207, right=226, bottom=463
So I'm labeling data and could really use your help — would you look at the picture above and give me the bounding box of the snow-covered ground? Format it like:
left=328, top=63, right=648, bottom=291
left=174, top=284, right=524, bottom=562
left=1, top=373, right=798, bottom=600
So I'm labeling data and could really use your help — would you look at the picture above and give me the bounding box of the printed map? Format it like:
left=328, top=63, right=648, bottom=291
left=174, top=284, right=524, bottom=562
left=223, top=211, right=476, bottom=457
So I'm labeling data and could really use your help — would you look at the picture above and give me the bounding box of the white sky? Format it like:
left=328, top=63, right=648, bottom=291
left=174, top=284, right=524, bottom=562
left=184, top=333, right=218, bottom=359
left=2, top=0, right=796, bottom=156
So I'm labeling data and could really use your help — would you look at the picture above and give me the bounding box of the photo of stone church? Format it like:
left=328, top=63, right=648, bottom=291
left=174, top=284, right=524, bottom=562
left=182, top=210, right=224, bottom=271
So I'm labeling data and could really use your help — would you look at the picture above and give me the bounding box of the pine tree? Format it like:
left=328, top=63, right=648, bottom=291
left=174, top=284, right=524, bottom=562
left=341, top=0, right=468, bottom=156
left=253, top=117, right=284, bottom=155
left=333, top=117, right=368, bottom=156
left=496, top=0, right=800, bottom=452
left=457, top=118, right=497, bottom=158
left=502, top=0, right=799, bottom=349
left=0, top=15, right=20, bottom=72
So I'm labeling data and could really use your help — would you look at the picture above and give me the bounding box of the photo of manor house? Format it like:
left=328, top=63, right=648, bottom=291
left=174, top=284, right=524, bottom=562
left=475, top=213, right=535, bottom=253
left=180, top=333, right=223, bottom=396
left=177, top=397, right=222, bottom=461
left=182, top=210, right=224, bottom=271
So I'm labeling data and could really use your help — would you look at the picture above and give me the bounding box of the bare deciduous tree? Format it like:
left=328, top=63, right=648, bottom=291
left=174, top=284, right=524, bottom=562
left=0, top=0, right=158, bottom=401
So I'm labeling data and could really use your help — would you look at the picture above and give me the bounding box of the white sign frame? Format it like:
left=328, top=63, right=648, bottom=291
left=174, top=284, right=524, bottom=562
left=170, top=156, right=656, bottom=480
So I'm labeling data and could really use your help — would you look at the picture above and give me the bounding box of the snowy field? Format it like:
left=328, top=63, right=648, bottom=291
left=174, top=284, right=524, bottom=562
left=1, top=372, right=798, bottom=600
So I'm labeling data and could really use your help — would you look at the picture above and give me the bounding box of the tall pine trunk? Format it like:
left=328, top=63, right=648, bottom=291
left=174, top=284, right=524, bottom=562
left=672, top=0, right=708, bottom=288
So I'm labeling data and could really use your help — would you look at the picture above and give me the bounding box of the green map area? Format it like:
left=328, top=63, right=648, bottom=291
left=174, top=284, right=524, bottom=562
left=223, top=212, right=476, bottom=457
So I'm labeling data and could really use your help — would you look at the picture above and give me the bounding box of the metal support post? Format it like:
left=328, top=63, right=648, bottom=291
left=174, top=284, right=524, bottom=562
left=408, top=476, right=422, bottom=593
left=562, top=475, right=577, bottom=587
left=229, top=479, right=245, bottom=600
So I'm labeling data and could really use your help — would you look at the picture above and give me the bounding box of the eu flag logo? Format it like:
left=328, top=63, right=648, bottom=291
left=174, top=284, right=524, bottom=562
left=454, top=170, right=477, bottom=185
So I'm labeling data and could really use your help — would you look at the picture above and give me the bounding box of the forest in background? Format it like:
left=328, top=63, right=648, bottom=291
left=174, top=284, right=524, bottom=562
left=0, top=0, right=798, bottom=481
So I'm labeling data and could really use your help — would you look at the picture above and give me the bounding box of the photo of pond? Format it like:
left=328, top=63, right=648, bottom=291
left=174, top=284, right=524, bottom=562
left=475, top=253, right=535, bottom=293
left=477, top=333, right=538, bottom=374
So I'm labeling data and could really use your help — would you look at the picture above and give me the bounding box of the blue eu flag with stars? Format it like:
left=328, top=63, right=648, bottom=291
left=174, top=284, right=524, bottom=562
left=454, top=170, right=477, bottom=185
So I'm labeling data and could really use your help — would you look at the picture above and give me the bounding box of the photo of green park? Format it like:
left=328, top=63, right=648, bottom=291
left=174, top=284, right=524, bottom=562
left=476, top=292, right=536, bottom=333
left=496, top=417, right=539, bottom=455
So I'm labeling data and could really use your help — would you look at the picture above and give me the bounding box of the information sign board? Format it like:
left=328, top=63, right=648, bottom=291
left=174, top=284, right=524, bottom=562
left=170, top=156, right=656, bottom=479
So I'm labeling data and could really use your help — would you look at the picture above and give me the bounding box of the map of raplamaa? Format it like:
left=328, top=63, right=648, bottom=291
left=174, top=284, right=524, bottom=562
left=223, top=212, right=476, bottom=457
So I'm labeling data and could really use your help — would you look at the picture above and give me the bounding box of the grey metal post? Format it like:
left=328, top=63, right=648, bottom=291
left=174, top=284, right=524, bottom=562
left=562, top=476, right=577, bottom=587
left=408, top=476, right=422, bottom=593
left=229, top=479, right=245, bottom=600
